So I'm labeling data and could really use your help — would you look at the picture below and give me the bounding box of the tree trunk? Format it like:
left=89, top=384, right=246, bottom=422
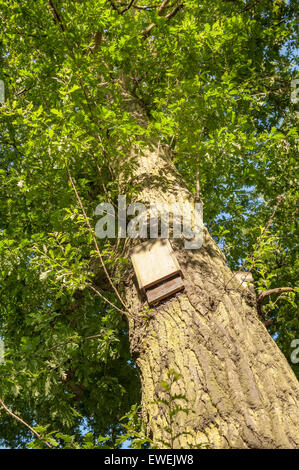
left=122, top=145, right=299, bottom=449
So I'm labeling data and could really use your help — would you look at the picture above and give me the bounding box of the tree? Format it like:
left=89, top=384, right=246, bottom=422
left=0, top=0, right=298, bottom=449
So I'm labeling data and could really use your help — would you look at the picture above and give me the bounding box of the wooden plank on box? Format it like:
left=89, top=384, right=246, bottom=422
left=234, top=271, right=254, bottom=287
left=130, top=239, right=182, bottom=291
left=146, top=274, right=185, bottom=305
left=234, top=271, right=255, bottom=294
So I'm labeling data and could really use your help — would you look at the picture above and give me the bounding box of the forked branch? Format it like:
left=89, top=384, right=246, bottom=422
left=257, top=287, right=294, bottom=315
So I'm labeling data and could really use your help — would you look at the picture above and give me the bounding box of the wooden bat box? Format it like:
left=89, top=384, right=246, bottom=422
left=130, top=239, right=184, bottom=305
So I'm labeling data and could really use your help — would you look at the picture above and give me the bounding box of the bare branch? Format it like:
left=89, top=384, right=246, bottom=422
left=257, top=287, right=294, bottom=306
left=165, top=2, right=184, bottom=20
left=0, top=398, right=52, bottom=448
left=196, top=126, right=204, bottom=201
left=65, top=164, right=129, bottom=311
left=15, top=87, right=33, bottom=97
left=107, top=0, right=121, bottom=13
left=88, top=284, right=128, bottom=315
left=120, top=0, right=136, bottom=14
left=48, top=0, right=65, bottom=32
left=264, top=318, right=275, bottom=328
left=92, top=29, right=103, bottom=55
left=257, top=287, right=294, bottom=317
left=143, top=2, right=184, bottom=37
left=130, top=3, right=157, bottom=9
left=119, top=3, right=157, bottom=9
left=46, top=333, right=104, bottom=352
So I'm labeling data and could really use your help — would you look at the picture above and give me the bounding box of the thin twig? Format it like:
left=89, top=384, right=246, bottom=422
left=46, top=333, right=104, bottom=352
left=47, top=0, right=103, bottom=128
left=0, top=398, right=52, bottom=448
left=196, top=126, right=205, bottom=201
left=15, top=87, right=33, bottom=97
left=143, top=2, right=184, bottom=38
left=108, top=0, right=121, bottom=13
left=241, top=0, right=261, bottom=13
left=48, top=0, right=65, bottom=32
left=46, top=3, right=130, bottom=315
left=120, top=0, right=136, bottom=14
left=119, top=3, right=157, bottom=9
left=88, top=284, right=128, bottom=315
left=257, top=287, right=294, bottom=316
left=165, top=2, right=183, bottom=20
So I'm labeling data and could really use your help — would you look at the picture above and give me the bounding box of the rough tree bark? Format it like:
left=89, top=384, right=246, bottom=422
left=121, top=144, right=299, bottom=449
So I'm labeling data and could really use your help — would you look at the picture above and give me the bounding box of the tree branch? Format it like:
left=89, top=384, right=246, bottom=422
left=257, top=287, right=294, bottom=315
left=48, top=0, right=65, bottom=32
left=257, top=287, right=294, bottom=305
left=46, top=333, right=103, bottom=352
left=107, top=0, right=121, bottom=13
left=143, top=2, right=184, bottom=38
left=119, top=2, right=157, bottom=9
left=15, top=87, right=33, bottom=97
left=264, top=318, right=275, bottom=328
left=120, top=0, right=136, bottom=14
left=0, top=398, right=52, bottom=448
left=88, top=284, right=128, bottom=315
left=65, top=164, right=129, bottom=312
left=165, top=2, right=183, bottom=20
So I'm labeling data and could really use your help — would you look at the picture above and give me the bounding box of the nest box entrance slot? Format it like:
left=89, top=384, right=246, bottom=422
left=130, top=239, right=184, bottom=305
